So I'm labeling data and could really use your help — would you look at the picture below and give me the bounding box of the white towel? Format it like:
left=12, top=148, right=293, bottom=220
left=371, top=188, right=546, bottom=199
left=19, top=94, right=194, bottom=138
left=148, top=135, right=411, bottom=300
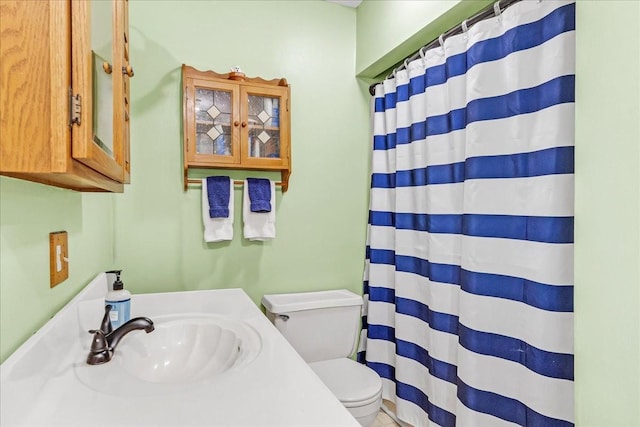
left=243, top=179, right=276, bottom=241
left=202, top=178, right=233, bottom=242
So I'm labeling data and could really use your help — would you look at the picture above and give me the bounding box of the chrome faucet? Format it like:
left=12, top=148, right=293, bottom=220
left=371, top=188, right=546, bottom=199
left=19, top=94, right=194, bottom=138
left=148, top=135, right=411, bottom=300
left=86, top=304, right=154, bottom=365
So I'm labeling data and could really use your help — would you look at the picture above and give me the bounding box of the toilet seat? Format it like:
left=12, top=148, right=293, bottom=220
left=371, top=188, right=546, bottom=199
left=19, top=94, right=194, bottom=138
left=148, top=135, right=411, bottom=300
left=308, top=358, right=382, bottom=405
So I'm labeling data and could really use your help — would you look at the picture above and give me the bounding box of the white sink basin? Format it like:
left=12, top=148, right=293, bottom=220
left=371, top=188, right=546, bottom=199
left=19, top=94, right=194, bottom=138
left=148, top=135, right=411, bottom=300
left=74, top=314, right=261, bottom=395
left=119, top=317, right=241, bottom=384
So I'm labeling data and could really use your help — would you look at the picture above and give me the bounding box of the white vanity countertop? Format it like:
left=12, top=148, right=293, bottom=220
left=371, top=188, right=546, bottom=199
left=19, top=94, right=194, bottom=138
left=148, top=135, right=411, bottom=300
left=0, top=274, right=360, bottom=426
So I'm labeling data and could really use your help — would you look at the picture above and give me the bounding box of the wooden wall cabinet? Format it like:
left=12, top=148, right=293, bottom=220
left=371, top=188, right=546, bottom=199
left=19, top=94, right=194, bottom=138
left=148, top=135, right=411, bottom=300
left=182, top=65, right=291, bottom=191
left=0, top=0, right=132, bottom=192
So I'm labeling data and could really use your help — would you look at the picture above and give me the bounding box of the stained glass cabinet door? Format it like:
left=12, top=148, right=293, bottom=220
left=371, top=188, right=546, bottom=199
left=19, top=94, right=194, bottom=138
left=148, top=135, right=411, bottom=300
left=240, top=85, right=290, bottom=168
left=186, top=79, right=240, bottom=165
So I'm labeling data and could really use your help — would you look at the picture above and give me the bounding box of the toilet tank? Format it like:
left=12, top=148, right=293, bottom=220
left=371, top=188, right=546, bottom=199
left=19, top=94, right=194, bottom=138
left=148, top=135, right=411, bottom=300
left=261, top=290, right=363, bottom=363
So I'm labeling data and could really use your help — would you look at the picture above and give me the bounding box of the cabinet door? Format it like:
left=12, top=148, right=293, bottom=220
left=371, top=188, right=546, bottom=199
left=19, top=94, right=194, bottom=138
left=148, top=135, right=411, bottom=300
left=185, top=79, right=240, bottom=166
left=71, top=0, right=127, bottom=183
left=240, top=85, right=290, bottom=168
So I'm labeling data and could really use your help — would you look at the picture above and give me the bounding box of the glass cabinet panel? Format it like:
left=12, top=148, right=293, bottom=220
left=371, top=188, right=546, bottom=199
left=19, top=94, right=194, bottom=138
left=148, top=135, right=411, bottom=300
left=195, top=87, right=233, bottom=156
left=91, top=0, right=114, bottom=158
left=247, top=94, right=281, bottom=159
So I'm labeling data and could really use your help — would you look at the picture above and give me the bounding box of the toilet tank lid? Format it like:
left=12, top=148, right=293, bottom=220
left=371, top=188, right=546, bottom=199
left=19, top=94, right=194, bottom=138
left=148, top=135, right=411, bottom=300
left=262, top=290, right=363, bottom=314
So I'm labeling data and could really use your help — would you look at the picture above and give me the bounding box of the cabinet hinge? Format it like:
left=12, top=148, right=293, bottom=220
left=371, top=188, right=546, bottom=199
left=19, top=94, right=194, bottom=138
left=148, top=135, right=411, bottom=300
left=69, top=87, right=82, bottom=126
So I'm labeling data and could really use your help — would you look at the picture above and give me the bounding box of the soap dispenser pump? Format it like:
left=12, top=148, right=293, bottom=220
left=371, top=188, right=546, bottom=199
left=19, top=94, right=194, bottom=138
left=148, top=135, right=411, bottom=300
left=105, top=270, right=131, bottom=329
left=105, top=270, right=119, bottom=292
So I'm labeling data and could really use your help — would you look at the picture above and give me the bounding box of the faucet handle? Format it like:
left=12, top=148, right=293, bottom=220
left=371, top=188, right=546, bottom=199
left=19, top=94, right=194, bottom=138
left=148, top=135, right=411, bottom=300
left=86, top=329, right=113, bottom=365
left=101, top=305, right=113, bottom=335
left=88, top=329, right=110, bottom=353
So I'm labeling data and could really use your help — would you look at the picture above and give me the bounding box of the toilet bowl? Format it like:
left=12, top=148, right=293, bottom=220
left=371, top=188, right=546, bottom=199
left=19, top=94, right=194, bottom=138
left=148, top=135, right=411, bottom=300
left=309, top=358, right=382, bottom=427
left=262, top=290, right=382, bottom=427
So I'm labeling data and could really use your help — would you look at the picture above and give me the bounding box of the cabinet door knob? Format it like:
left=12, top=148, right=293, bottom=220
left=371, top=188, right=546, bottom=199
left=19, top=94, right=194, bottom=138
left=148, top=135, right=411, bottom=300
left=102, top=62, right=112, bottom=74
left=234, top=120, right=239, bottom=127
left=123, top=65, right=134, bottom=78
left=241, top=121, right=247, bottom=128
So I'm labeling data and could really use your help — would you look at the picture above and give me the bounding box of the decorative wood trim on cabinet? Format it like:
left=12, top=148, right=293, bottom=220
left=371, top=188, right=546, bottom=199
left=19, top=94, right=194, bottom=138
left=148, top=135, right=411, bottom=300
left=182, top=65, right=291, bottom=192
left=114, top=0, right=131, bottom=184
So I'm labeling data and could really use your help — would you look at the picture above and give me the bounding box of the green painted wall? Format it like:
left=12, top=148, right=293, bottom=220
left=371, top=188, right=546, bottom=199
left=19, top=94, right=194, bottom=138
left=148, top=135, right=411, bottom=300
left=0, top=177, right=115, bottom=362
left=574, top=2, right=640, bottom=425
left=114, top=0, right=370, bottom=306
left=356, top=0, right=492, bottom=79
left=356, top=0, right=640, bottom=425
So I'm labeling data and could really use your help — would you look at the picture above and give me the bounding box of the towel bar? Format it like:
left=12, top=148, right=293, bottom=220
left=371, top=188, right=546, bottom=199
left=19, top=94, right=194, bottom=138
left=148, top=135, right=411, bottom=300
left=187, top=179, right=284, bottom=189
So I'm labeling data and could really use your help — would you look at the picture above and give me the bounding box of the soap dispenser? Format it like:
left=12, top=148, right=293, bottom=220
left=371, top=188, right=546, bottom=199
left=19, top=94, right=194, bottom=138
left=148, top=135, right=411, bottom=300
left=105, top=270, right=131, bottom=329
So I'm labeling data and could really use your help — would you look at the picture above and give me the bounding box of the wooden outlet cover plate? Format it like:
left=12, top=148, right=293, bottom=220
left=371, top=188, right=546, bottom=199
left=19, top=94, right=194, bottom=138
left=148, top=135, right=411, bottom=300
left=49, top=231, right=68, bottom=287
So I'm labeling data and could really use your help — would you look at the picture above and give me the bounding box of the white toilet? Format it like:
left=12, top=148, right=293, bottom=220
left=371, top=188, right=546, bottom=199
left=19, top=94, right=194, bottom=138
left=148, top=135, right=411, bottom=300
left=262, top=289, right=382, bottom=427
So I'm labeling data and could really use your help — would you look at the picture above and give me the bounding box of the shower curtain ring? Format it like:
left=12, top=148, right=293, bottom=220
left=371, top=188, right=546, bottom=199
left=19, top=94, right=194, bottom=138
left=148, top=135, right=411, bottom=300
left=404, top=58, right=410, bottom=70
left=493, top=1, right=502, bottom=20
left=438, top=34, right=445, bottom=47
left=419, top=46, right=427, bottom=60
left=461, top=19, right=469, bottom=33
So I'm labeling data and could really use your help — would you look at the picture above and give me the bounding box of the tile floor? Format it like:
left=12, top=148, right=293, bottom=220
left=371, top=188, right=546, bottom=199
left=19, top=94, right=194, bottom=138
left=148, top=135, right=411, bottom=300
left=372, top=409, right=401, bottom=427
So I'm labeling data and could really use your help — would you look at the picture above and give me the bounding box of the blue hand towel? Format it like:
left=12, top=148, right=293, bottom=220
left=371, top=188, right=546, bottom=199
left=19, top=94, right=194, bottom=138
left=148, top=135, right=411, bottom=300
left=247, top=178, right=272, bottom=212
left=206, top=176, right=230, bottom=218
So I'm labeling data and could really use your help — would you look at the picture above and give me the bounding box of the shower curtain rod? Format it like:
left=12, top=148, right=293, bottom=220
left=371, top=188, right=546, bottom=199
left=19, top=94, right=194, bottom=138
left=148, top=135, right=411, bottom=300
left=368, top=0, right=522, bottom=96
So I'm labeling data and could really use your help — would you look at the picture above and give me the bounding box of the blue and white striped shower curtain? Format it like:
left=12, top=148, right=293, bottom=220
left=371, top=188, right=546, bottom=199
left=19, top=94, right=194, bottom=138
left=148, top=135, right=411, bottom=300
left=359, top=1, right=575, bottom=426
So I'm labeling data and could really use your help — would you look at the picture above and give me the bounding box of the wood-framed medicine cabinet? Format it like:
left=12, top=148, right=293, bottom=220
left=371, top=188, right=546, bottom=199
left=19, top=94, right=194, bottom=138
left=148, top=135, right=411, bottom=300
left=182, top=65, right=291, bottom=192
left=0, top=0, right=132, bottom=192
